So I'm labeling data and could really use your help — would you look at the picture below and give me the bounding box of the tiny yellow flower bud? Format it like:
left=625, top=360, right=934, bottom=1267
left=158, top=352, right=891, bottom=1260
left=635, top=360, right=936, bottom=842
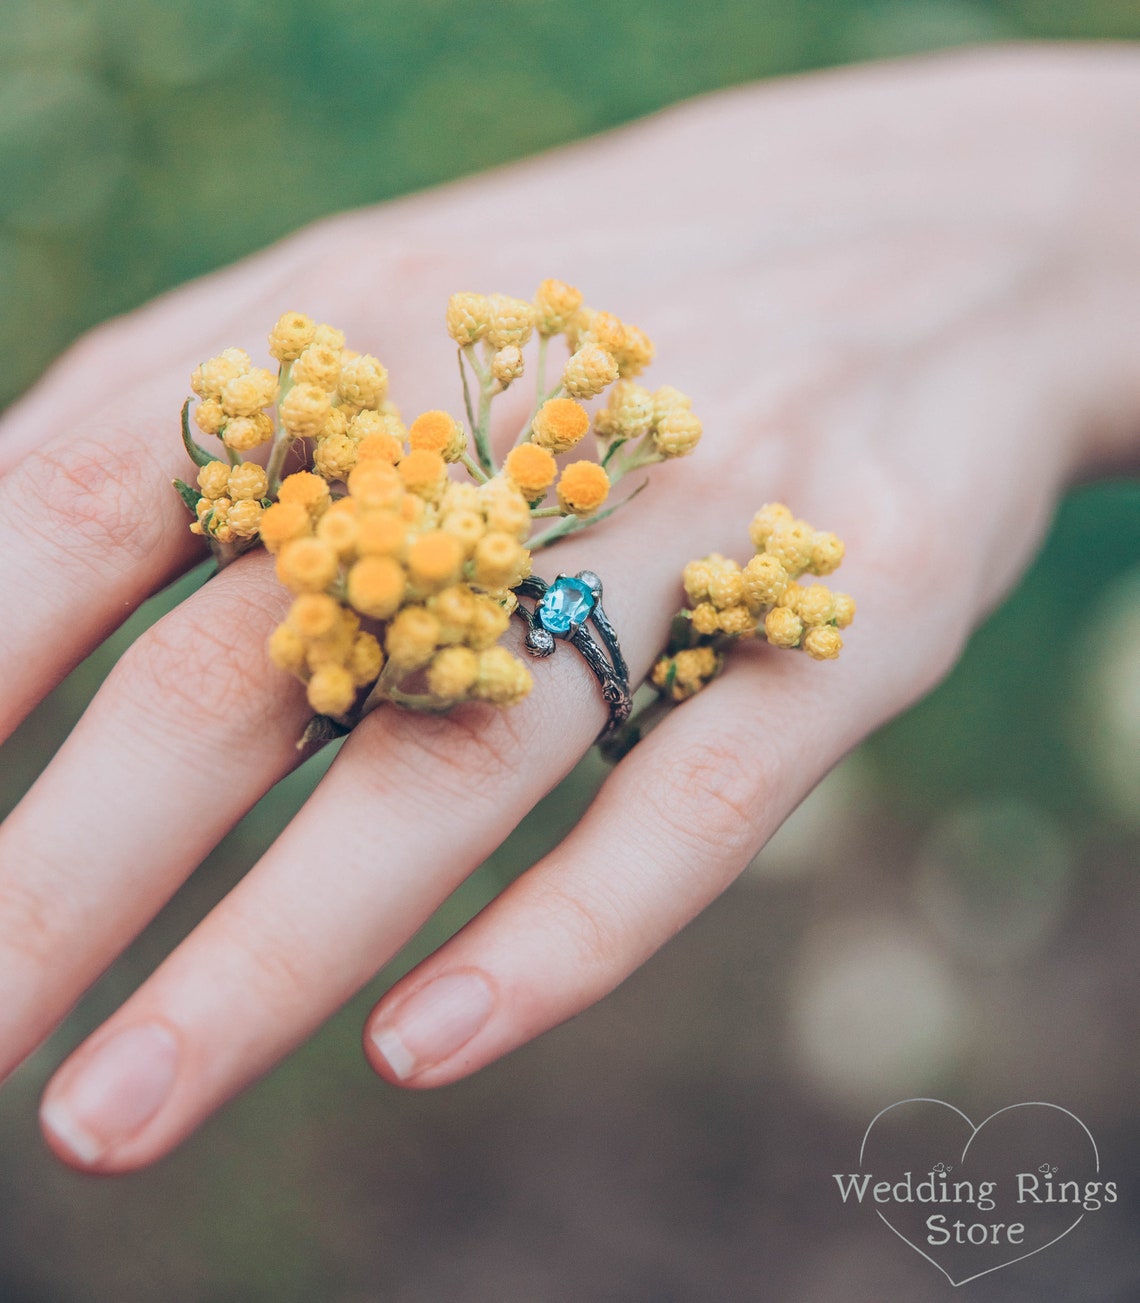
left=691, top=602, right=720, bottom=636
left=531, top=397, right=590, bottom=454
left=221, top=368, right=277, bottom=418
left=312, top=323, right=346, bottom=351
left=809, top=532, right=846, bottom=576
left=533, top=279, right=583, bottom=336
left=194, top=398, right=226, bottom=436
left=292, top=344, right=343, bottom=391
left=279, top=382, right=333, bottom=439
left=472, top=531, right=530, bottom=590
left=479, top=478, right=532, bottom=541
left=491, top=346, right=525, bottom=386
left=268, top=310, right=317, bottom=363
left=717, top=604, right=755, bottom=636
left=191, top=348, right=251, bottom=401
left=268, top=622, right=308, bottom=676
left=348, top=460, right=404, bottom=510
left=321, top=406, right=351, bottom=440
left=427, top=645, right=480, bottom=698
left=797, top=583, right=836, bottom=627
left=287, top=593, right=341, bottom=640
left=581, top=311, right=626, bottom=358
left=356, top=509, right=408, bottom=558
left=486, top=294, right=536, bottom=350
left=197, top=460, right=231, bottom=499
left=386, top=606, right=441, bottom=671
left=347, top=555, right=407, bottom=618
left=778, top=581, right=804, bottom=613
left=226, top=499, right=263, bottom=538
left=833, top=593, right=856, bottom=629
left=651, top=385, right=692, bottom=427
left=764, top=605, right=803, bottom=649
left=748, top=502, right=794, bottom=550
left=278, top=471, right=331, bottom=519
left=682, top=559, right=714, bottom=604
left=803, top=626, right=843, bottom=660
left=430, top=584, right=478, bottom=643
left=708, top=565, right=744, bottom=610
left=259, top=501, right=313, bottom=552
left=652, top=408, right=702, bottom=458
left=356, top=432, right=405, bottom=465
left=441, top=508, right=487, bottom=556
left=407, top=411, right=467, bottom=462
left=614, top=324, right=654, bottom=378
left=441, top=481, right=481, bottom=515
left=556, top=461, right=610, bottom=516
left=276, top=537, right=339, bottom=594
left=466, top=595, right=511, bottom=649
left=338, top=354, right=388, bottom=409
left=504, top=443, right=557, bottom=501
left=472, top=646, right=532, bottom=705
left=408, top=530, right=465, bottom=591
left=316, top=506, right=360, bottom=559
left=307, top=664, right=357, bottom=717
left=398, top=448, right=448, bottom=501
left=562, top=344, right=619, bottom=400
left=223, top=412, right=274, bottom=452
left=741, top=553, right=789, bottom=611
left=347, top=631, right=384, bottom=686
left=227, top=462, right=269, bottom=502
left=595, top=380, right=653, bottom=441
left=446, top=292, right=491, bottom=346
left=765, top=522, right=816, bottom=576
left=313, top=433, right=359, bottom=482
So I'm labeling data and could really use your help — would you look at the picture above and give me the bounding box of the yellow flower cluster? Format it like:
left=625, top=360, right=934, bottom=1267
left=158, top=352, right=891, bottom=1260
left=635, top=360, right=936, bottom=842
left=191, top=347, right=278, bottom=453
left=650, top=503, right=855, bottom=703
left=264, top=466, right=533, bottom=718
left=444, top=280, right=701, bottom=525
left=180, top=287, right=710, bottom=730
left=189, top=459, right=268, bottom=543
left=650, top=645, right=724, bottom=703
left=593, top=380, right=702, bottom=460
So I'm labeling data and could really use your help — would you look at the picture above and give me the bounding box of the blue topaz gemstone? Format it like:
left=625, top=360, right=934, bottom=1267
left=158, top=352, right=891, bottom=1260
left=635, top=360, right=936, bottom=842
left=537, top=576, right=596, bottom=635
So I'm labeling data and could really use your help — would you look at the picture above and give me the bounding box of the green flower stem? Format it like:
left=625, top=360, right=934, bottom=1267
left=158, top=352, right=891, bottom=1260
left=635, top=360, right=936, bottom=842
left=265, top=432, right=295, bottom=497
left=266, top=361, right=295, bottom=496
left=463, top=344, right=496, bottom=474
left=535, top=334, right=549, bottom=397
left=460, top=450, right=490, bottom=483
left=529, top=505, right=565, bottom=518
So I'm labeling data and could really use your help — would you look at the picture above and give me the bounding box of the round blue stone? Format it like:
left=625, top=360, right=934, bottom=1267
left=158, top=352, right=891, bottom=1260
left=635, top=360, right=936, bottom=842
left=537, top=576, right=596, bottom=635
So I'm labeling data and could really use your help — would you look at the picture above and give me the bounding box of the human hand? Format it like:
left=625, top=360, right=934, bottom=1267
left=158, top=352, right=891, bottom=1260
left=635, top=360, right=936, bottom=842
left=1, top=45, right=1136, bottom=1171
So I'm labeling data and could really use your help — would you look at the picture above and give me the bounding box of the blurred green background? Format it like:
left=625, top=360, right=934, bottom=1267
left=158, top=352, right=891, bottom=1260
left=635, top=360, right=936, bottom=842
left=1, top=2, right=1139, bottom=1300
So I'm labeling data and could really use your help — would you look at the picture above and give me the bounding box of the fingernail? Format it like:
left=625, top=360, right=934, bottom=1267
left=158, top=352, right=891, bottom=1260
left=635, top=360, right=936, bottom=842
left=41, top=1022, right=179, bottom=1165
left=371, top=970, right=494, bottom=1081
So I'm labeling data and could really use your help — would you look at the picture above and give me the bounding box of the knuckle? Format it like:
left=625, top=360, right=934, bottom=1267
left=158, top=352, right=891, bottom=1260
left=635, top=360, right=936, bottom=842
left=530, top=879, right=625, bottom=975
left=214, top=908, right=321, bottom=1014
left=108, top=596, right=270, bottom=741
left=0, top=871, right=67, bottom=972
left=641, top=731, right=766, bottom=867
left=15, top=429, right=170, bottom=571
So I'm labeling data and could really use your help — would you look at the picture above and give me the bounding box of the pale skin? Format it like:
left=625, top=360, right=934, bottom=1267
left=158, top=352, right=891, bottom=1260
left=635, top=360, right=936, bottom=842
left=0, top=45, right=1136, bottom=1172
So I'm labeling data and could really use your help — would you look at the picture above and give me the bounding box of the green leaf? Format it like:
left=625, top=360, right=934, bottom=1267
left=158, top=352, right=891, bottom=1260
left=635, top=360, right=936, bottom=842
left=172, top=478, right=203, bottom=514
left=181, top=399, right=217, bottom=468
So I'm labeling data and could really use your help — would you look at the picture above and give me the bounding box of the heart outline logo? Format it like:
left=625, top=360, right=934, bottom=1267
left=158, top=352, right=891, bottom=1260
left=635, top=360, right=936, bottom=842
left=859, top=1098, right=1100, bottom=1288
